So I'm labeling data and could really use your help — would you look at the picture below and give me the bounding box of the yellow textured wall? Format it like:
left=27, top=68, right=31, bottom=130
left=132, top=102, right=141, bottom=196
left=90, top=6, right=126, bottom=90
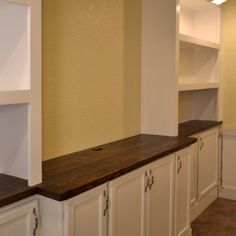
left=42, top=0, right=141, bottom=160
left=222, top=1, right=236, bottom=128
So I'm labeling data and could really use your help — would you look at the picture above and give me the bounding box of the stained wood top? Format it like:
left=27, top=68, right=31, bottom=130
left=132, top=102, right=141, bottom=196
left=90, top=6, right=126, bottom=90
left=179, top=120, right=222, bottom=137
left=0, top=174, right=35, bottom=208
left=2, top=120, right=223, bottom=206
left=37, top=134, right=196, bottom=200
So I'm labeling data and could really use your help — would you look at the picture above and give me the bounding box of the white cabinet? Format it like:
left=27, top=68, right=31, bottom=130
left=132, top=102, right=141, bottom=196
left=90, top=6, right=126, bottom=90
left=174, top=148, right=191, bottom=236
left=109, top=166, right=147, bottom=236
left=147, top=155, right=175, bottom=236
left=198, top=128, right=219, bottom=199
left=109, top=154, right=176, bottom=236
left=190, top=141, right=198, bottom=207
left=0, top=0, right=42, bottom=186
left=39, top=150, right=192, bottom=236
left=190, top=127, right=220, bottom=221
left=0, top=200, right=39, bottom=236
left=65, top=184, right=108, bottom=236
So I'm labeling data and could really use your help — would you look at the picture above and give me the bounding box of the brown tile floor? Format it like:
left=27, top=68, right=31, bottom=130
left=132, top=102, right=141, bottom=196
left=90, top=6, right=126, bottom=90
left=192, top=198, right=236, bottom=236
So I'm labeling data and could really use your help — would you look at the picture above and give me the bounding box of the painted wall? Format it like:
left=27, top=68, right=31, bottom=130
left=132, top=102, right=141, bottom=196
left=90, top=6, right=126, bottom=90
left=42, top=0, right=141, bottom=160
left=222, top=1, right=236, bottom=128
left=220, top=1, right=236, bottom=200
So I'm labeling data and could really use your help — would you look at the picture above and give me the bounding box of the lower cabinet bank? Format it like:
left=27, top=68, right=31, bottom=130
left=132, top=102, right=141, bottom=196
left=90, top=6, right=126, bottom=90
left=0, top=147, right=192, bottom=236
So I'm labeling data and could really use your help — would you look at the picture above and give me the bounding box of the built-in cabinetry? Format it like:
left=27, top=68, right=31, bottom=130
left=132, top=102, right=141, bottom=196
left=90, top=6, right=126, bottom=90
left=0, top=198, right=39, bottom=236
left=37, top=148, right=191, bottom=236
left=178, top=0, right=221, bottom=123
left=0, top=0, right=41, bottom=186
left=65, top=184, right=107, bottom=236
left=142, top=0, right=221, bottom=135
left=190, top=127, right=219, bottom=221
left=109, top=154, right=175, bottom=236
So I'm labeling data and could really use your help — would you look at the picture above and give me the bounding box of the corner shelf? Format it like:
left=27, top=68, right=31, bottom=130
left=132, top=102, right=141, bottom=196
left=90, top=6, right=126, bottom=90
left=0, top=90, right=31, bottom=105
left=178, top=82, right=220, bottom=91
left=179, top=34, right=220, bottom=50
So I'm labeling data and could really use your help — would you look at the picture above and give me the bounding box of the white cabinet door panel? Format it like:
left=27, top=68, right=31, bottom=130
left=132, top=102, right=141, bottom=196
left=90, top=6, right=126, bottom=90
left=109, top=167, right=147, bottom=236
left=0, top=200, right=38, bottom=236
left=147, top=154, right=175, bottom=236
left=65, top=184, right=107, bottom=236
left=198, top=128, right=219, bottom=199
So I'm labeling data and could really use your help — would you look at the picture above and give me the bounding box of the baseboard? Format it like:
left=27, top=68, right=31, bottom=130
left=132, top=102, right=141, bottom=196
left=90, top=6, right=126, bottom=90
left=190, top=187, right=218, bottom=222
left=219, top=186, right=236, bottom=200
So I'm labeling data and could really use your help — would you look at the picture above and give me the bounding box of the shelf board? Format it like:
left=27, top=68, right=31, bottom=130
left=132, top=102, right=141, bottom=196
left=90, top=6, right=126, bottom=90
left=0, top=90, right=31, bottom=105
left=178, top=82, right=220, bottom=91
left=179, top=34, right=220, bottom=50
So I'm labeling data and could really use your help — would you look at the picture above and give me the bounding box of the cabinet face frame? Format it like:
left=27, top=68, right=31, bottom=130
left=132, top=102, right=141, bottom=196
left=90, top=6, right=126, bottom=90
left=174, top=147, right=191, bottom=236
left=64, top=184, right=108, bottom=236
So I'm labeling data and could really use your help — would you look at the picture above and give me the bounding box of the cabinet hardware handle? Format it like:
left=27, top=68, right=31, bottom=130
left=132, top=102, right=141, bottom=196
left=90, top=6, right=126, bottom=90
left=103, top=191, right=109, bottom=216
left=200, top=138, right=204, bottom=151
left=145, top=177, right=150, bottom=192
left=149, top=176, right=155, bottom=190
left=177, top=158, right=182, bottom=174
left=33, top=208, right=39, bottom=236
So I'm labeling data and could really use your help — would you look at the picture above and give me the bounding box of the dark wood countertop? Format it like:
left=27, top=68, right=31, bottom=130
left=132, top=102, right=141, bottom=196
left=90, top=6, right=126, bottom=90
left=37, top=134, right=196, bottom=201
left=0, top=134, right=196, bottom=205
left=1, top=119, right=223, bottom=206
left=179, top=120, right=222, bottom=137
left=0, top=174, right=35, bottom=208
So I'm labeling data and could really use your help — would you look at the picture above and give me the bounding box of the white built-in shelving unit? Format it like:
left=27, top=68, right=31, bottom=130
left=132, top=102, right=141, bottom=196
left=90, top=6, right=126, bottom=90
left=0, top=0, right=41, bottom=186
left=142, top=0, right=221, bottom=135
left=178, top=0, right=221, bottom=123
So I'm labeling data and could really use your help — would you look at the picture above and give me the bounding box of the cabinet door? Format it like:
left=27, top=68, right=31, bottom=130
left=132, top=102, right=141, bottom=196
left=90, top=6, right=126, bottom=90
left=65, top=184, right=107, bottom=236
left=147, top=154, right=175, bottom=236
left=190, top=141, right=198, bottom=207
left=0, top=200, right=38, bottom=236
left=175, top=148, right=191, bottom=236
left=198, top=128, right=219, bottom=200
left=109, top=167, right=147, bottom=236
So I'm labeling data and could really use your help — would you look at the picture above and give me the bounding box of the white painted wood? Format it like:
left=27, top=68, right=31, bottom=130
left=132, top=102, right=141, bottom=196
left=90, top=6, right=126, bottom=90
left=0, top=199, right=38, bottom=236
left=141, top=0, right=178, bottom=136
left=65, top=184, right=107, bottom=236
left=179, top=90, right=219, bottom=123
left=109, top=166, right=147, bottom=236
left=198, top=128, right=219, bottom=200
left=28, top=0, right=42, bottom=186
left=191, top=187, right=217, bottom=221
left=174, top=147, right=191, bottom=236
left=180, top=0, right=221, bottom=43
left=189, top=142, right=198, bottom=207
left=0, top=104, right=29, bottom=179
left=179, top=34, right=220, bottom=49
left=38, top=195, right=65, bottom=236
left=147, top=154, right=175, bottom=236
left=0, top=0, right=42, bottom=185
left=178, top=82, right=220, bottom=91
left=0, top=0, right=29, bottom=91
left=0, top=90, right=31, bottom=105
left=179, top=42, right=219, bottom=85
